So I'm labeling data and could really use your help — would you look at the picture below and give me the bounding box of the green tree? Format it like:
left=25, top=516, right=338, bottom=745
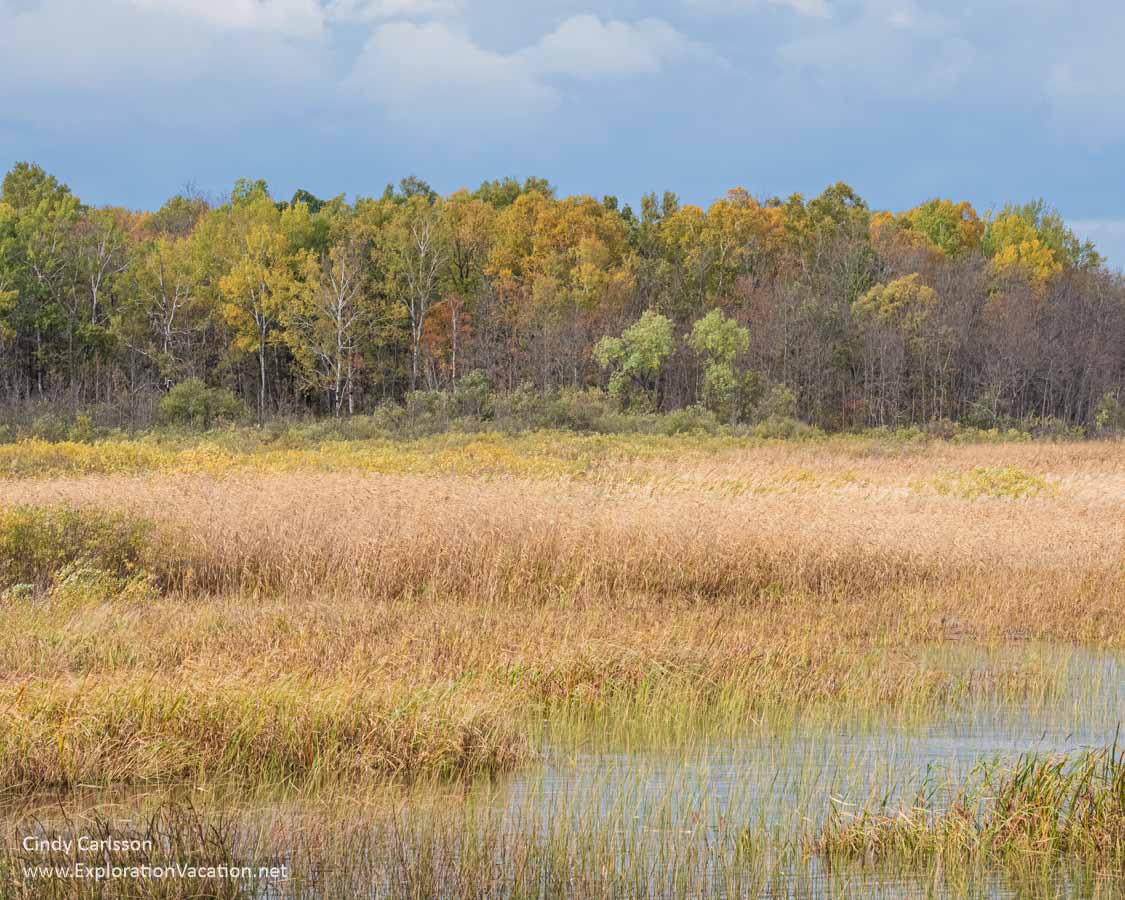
left=594, top=310, right=674, bottom=408
left=689, top=309, right=749, bottom=421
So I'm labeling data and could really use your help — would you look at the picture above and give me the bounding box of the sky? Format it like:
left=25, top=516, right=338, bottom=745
left=1, top=0, right=1123, bottom=266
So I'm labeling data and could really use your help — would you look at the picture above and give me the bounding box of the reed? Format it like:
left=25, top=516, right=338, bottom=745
left=810, top=740, right=1125, bottom=874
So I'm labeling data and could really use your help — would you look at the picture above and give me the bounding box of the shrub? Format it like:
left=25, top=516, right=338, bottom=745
left=493, top=382, right=549, bottom=431
left=1094, top=392, right=1125, bottom=434
left=555, top=388, right=619, bottom=431
left=452, top=370, right=494, bottom=419
left=752, top=384, right=798, bottom=423
left=66, top=413, right=96, bottom=443
left=0, top=505, right=153, bottom=591
left=659, top=405, right=720, bottom=435
left=752, top=415, right=820, bottom=441
left=29, top=412, right=67, bottom=442
left=159, top=378, right=246, bottom=430
left=403, top=390, right=451, bottom=435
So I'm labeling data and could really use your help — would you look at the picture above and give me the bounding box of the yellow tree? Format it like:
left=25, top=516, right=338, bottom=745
left=377, top=194, right=449, bottom=391
left=870, top=200, right=983, bottom=260
left=219, top=200, right=315, bottom=420
left=701, top=188, right=786, bottom=298
left=488, top=191, right=633, bottom=386
left=283, top=235, right=369, bottom=415
left=986, top=213, right=1062, bottom=289
left=436, top=191, right=495, bottom=381
left=854, top=273, right=943, bottom=423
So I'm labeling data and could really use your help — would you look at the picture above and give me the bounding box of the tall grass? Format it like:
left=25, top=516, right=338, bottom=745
left=811, top=740, right=1125, bottom=874
left=0, top=436, right=1121, bottom=793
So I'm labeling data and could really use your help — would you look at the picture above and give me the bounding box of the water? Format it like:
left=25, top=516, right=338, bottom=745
left=4, top=644, right=1123, bottom=898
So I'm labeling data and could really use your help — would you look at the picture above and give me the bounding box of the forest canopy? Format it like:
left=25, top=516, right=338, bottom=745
left=1, top=161, right=1122, bottom=433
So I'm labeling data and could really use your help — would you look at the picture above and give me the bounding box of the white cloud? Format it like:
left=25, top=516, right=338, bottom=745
left=348, top=15, right=696, bottom=124
left=1046, top=19, right=1125, bottom=142
left=772, top=0, right=831, bottom=16
left=777, top=0, right=973, bottom=98
left=0, top=0, right=328, bottom=127
left=523, top=15, right=692, bottom=78
left=686, top=0, right=831, bottom=19
left=129, top=0, right=325, bottom=35
left=349, top=21, right=552, bottom=116
left=323, top=0, right=462, bottom=23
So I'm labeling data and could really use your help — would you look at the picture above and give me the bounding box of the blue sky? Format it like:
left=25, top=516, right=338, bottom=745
left=2, top=0, right=1123, bottom=266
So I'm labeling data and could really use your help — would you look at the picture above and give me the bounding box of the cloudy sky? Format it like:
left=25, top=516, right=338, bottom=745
left=1, top=0, right=1123, bottom=264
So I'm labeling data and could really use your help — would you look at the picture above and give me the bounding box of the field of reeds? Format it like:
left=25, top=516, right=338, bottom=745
left=0, top=429, right=1122, bottom=896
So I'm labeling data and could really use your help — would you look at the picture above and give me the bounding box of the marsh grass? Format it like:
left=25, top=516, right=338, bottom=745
left=928, top=464, right=1058, bottom=500
left=0, top=505, right=152, bottom=594
left=0, top=803, right=251, bottom=899
left=811, top=739, right=1125, bottom=875
left=0, top=429, right=1122, bottom=892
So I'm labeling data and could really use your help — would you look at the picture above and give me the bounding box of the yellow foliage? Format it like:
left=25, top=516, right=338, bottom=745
left=992, top=238, right=1062, bottom=287
left=855, top=273, right=937, bottom=329
left=987, top=213, right=1063, bottom=287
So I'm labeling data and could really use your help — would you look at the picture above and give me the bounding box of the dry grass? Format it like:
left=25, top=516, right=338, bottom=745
left=0, top=434, right=1122, bottom=789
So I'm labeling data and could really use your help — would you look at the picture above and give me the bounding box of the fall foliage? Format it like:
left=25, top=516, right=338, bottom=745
left=0, top=161, right=1121, bottom=431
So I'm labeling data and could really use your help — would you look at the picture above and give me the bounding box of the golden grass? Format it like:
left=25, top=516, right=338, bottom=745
left=0, top=433, right=1122, bottom=789
left=0, top=677, right=524, bottom=790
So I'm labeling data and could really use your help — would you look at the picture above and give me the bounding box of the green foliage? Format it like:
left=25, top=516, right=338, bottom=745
left=1094, top=392, right=1124, bottom=434
left=1, top=161, right=74, bottom=211
left=931, top=465, right=1055, bottom=500
left=753, top=384, right=798, bottom=422
left=689, top=310, right=750, bottom=421
left=595, top=310, right=675, bottom=408
left=67, top=414, right=96, bottom=443
left=0, top=505, right=153, bottom=591
left=452, top=371, right=494, bottom=419
left=689, top=309, right=749, bottom=365
left=658, top=405, right=720, bottom=435
left=159, top=378, right=246, bottom=430
left=902, top=199, right=982, bottom=256
left=473, top=176, right=555, bottom=208
left=751, top=415, right=820, bottom=440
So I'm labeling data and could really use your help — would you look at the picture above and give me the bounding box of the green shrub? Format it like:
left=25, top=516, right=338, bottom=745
left=452, top=371, right=494, bottom=419
left=493, top=382, right=549, bottom=430
left=659, top=405, right=720, bottom=435
left=752, top=415, right=820, bottom=441
left=66, top=413, right=96, bottom=443
left=752, top=384, right=798, bottom=422
left=29, top=412, right=67, bottom=442
left=403, top=390, right=451, bottom=435
left=0, top=505, right=153, bottom=591
left=1095, top=392, right=1125, bottom=434
left=159, top=378, right=246, bottom=430
left=544, top=388, right=613, bottom=432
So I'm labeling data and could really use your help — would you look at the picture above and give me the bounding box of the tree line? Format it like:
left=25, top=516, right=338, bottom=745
left=1, top=161, right=1123, bottom=432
